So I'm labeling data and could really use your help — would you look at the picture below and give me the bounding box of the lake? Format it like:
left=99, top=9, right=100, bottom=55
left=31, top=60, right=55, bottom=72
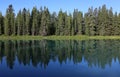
left=0, top=40, right=120, bottom=77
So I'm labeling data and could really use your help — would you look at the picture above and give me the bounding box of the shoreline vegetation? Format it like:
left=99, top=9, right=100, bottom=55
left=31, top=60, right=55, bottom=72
left=1, top=4, right=120, bottom=37
left=0, top=36, right=120, bottom=40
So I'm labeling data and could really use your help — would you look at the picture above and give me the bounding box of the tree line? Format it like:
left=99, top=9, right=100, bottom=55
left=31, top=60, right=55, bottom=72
left=0, top=4, right=120, bottom=36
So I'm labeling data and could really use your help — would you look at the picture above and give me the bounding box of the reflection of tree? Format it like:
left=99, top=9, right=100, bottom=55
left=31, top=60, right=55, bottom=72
left=1, top=40, right=120, bottom=69
left=0, top=41, right=4, bottom=63
left=4, top=40, right=15, bottom=69
left=84, top=40, right=120, bottom=69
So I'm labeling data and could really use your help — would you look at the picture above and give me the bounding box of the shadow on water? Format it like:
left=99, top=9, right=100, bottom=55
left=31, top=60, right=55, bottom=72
left=0, top=39, right=120, bottom=70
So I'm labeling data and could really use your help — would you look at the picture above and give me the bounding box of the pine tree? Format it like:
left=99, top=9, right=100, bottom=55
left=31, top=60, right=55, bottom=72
left=115, top=13, right=120, bottom=35
left=0, top=12, right=4, bottom=35
left=93, top=8, right=98, bottom=35
left=4, top=4, right=15, bottom=36
left=38, top=7, right=43, bottom=35
left=40, top=7, right=50, bottom=36
left=84, top=8, right=91, bottom=35
left=97, top=5, right=108, bottom=36
left=56, top=9, right=64, bottom=35
left=107, top=7, right=113, bottom=35
left=73, top=9, right=78, bottom=35
left=64, top=13, right=72, bottom=35
left=101, top=5, right=108, bottom=36
left=77, top=11, right=83, bottom=35
left=25, top=10, right=30, bottom=35
left=63, top=12, right=67, bottom=35
left=22, top=8, right=27, bottom=35
left=50, top=12, right=57, bottom=35
left=31, top=7, right=38, bottom=36
left=89, top=8, right=96, bottom=36
left=16, top=10, right=22, bottom=35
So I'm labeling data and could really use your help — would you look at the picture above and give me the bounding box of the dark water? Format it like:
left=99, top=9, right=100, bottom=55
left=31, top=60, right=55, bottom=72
left=0, top=40, right=120, bottom=77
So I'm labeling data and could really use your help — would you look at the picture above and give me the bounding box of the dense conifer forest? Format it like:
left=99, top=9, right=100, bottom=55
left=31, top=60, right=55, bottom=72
left=0, top=4, right=120, bottom=36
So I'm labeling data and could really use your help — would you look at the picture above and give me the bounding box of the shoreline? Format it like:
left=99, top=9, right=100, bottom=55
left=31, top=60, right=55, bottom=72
left=0, top=35, right=120, bottom=40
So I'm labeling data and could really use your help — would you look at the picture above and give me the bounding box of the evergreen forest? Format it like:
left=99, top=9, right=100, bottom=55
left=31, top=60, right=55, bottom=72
left=0, top=4, right=120, bottom=36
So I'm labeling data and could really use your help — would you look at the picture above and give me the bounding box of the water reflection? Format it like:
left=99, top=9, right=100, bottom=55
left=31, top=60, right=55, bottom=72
left=0, top=40, right=120, bottom=69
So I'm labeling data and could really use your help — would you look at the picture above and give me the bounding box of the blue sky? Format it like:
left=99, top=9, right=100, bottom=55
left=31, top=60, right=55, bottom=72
left=0, top=0, right=120, bottom=15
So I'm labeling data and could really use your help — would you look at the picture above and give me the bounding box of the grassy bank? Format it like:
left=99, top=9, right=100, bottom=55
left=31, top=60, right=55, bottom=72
left=0, top=35, right=120, bottom=40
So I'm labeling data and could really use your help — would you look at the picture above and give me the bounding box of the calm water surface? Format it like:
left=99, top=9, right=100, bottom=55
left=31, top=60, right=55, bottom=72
left=0, top=40, right=120, bottom=77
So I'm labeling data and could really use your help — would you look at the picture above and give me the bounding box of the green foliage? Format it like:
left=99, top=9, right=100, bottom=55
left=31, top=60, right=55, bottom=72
left=31, top=7, right=38, bottom=35
left=73, top=9, right=83, bottom=35
left=0, top=12, right=4, bottom=35
left=25, top=10, right=30, bottom=35
left=49, top=12, right=57, bottom=35
left=1, top=4, right=120, bottom=36
left=4, top=5, right=15, bottom=35
left=16, top=10, right=22, bottom=35
left=56, top=9, right=64, bottom=35
left=40, top=7, right=50, bottom=36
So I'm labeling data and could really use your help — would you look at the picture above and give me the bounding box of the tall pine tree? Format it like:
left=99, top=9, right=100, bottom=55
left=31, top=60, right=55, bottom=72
left=4, top=5, right=15, bottom=35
